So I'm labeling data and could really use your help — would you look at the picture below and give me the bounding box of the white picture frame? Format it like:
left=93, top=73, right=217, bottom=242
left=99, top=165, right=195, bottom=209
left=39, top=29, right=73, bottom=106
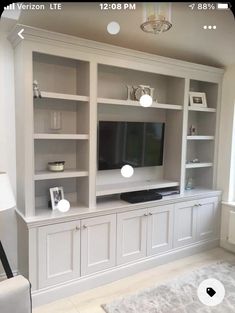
left=50, top=186, right=64, bottom=210
left=189, top=92, right=207, bottom=108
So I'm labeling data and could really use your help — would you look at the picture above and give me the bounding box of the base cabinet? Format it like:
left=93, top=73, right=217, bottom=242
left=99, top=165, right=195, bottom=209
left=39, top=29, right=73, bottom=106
left=35, top=195, right=220, bottom=293
left=174, top=197, right=219, bottom=248
left=38, top=220, right=81, bottom=289
left=81, top=214, right=116, bottom=275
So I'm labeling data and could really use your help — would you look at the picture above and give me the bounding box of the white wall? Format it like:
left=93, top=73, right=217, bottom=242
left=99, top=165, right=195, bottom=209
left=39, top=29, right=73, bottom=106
left=0, top=30, right=18, bottom=276
left=217, top=65, right=235, bottom=251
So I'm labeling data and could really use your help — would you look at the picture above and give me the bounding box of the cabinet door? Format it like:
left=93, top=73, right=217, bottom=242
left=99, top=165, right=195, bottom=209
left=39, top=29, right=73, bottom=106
left=196, top=197, right=219, bottom=241
left=117, top=209, right=148, bottom=265
left=81, top=214, right=116, bottom=276
left=174, top=200, right=197, bottom=248
left=147, top=205, right=174, bottom=255
left=38, top=221, right=80, bottom=288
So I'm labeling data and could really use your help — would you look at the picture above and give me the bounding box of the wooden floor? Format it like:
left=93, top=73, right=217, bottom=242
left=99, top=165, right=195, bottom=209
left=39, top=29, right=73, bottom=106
left=33, top=247, right=235, bottom=313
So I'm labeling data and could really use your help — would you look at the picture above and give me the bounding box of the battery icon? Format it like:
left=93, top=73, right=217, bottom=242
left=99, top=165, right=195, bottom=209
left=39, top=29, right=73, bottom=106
left=217, top=3, right=229, bottom=9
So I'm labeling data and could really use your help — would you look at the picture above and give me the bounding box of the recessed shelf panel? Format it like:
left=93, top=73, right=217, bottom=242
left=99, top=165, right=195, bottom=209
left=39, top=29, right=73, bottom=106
left=34, top=134, right=89, bottom=140
left=98, top=98, right=183, bottom=110
left=96, top=179, right=179, bottom=196
left=185, top=162, right=213, bottom=169
left=34, top=169, right=88, bottom=180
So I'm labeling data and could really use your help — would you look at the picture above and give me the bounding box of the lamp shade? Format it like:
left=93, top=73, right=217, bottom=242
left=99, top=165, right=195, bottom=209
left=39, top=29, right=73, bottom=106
left=0, top=173, right=16, bottom=211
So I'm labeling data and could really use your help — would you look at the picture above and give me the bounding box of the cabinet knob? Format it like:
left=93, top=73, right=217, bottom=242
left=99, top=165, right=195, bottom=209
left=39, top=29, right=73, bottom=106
left=75, top=226, right=80, bottom=231
left=198, top=203, right=202, bottom=206
left=144, top=213, right=148, bottom=216
left=149, top=212, right=153, bottom=216
left=83, top=225, right=87, bottom=229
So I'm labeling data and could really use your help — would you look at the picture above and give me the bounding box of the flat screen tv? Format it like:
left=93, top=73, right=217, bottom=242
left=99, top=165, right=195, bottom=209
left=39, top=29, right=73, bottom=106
left=98, top=121, right=165, bottom=170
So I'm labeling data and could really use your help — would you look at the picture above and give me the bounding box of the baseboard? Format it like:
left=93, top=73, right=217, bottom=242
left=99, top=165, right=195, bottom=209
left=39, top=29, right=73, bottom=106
left=32, top=239, right=219, bottom=307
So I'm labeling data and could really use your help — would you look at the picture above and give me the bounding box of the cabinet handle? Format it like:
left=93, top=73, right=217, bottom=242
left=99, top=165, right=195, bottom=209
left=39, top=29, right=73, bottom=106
left=194, top=204, right=199, bottom=207
left=198, top=203, right=202, bottom=206
left=75, top=226, right=80, bottom=231
left=149, top=213, right=153, bottom=216
left=83, top=225, right=87, bottom=229
left=144, top=213, right=148, bottom=216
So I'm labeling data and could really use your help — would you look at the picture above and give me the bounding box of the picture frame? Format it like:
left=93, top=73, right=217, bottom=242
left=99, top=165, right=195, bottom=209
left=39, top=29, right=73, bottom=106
left=49, top=186, right=64, bottom=210
left=189, top=92, right=207, bottom=108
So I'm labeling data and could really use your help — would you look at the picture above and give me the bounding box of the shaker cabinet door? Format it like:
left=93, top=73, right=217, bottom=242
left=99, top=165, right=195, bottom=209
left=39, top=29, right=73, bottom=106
left=81, top=214, right=116, bottom=276
left=117, top=209, right=148, bottom=265
left=38, top=221, right=81, bottom=288
left=147, top=205, right=174, bottom=255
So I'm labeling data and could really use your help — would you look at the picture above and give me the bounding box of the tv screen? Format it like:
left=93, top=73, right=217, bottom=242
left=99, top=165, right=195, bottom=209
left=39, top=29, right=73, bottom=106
left=98, top=121, right=165, bottom=170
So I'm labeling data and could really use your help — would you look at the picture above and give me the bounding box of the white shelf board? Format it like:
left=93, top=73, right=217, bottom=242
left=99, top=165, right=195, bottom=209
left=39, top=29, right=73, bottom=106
left=188, top=106, right=216, bottom=113
left=34, top=169, right=88, bottom=180
left=98, top=98, right=183, bottom=110
left=38, top=91, right=89, bottom=102
left=185, top=162, right=213, bottom=169
left=34, top=133, right=89, bottom=140
left=96, top=179, right=179, bottom=197
left=187, top=135, right=214, bottom=140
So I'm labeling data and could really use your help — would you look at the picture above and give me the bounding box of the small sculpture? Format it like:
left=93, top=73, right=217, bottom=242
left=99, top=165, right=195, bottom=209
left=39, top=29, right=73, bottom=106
left=189, top=125, right=196, bottom=136
left=33, top=80, right=42, bottom=98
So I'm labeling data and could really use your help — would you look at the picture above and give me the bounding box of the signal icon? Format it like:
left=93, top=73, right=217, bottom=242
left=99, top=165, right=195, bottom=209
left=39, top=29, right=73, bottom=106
left=4, top=3, right=15, bottom=10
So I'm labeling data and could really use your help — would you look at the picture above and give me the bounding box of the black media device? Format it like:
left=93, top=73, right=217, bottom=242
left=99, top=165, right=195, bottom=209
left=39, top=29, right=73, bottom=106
left=120, top=190, right=163, bottom=203
left=98, top=121, right=165, bottom=170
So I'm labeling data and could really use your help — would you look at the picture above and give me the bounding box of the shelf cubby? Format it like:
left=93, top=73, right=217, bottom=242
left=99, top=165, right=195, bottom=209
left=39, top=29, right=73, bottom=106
left=33, top=52, right=89, bottom=96
left=187, top=110, right=216, bottom=136
left=98, top=64, right=185, bottom=107
left=34, top=97, right=89, bottom=135
left=186, top=140, right=214, bottom=165
left=34, top=138, right=88, bottom=175
left=185, top=167, right=214, bottom=190
left=189, top=80, right=218, bottom=110
left=35, top=177, right=89, bottom=213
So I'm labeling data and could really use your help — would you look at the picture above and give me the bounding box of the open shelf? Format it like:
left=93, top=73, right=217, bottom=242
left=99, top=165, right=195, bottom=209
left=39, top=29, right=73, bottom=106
left=96, top=179, right=179, bottom=197
left=34, top=169, right=88, bottom=180
left=97, top=98, right=183, bottom=110
left=188, top=106, right=216, bottom=113
left=185, top=162, right=213, bottom=169
left=34, top=134, right=89, bottom=140
left=187, top=135, right=214, bottom=140
left=39, top=91, right=89, bottom=102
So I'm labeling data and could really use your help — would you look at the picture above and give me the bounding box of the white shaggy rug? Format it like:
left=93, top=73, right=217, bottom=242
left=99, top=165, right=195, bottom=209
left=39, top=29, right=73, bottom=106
left=102, top=262, right=235, bottom=313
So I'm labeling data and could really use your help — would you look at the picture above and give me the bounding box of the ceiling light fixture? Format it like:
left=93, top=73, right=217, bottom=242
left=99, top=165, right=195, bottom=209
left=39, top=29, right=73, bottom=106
left=140, top=3, right=172, bottom=34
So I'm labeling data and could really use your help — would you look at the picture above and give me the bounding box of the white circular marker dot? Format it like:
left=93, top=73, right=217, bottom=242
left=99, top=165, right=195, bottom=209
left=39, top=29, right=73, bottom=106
left=139, top=94, right=153, bottom=107
left=208, top=25, right=212, bottom=29
left=197, top=278, right=225, bottom=306
left=203, top=25, right=207, bottom=29
left=57, top=199, right=70, bottom=213
left=121, top=165, right=134, bottom=178
left=107, top=22, right=120, bottom=35
left=213, top=25, right=216, bottom=29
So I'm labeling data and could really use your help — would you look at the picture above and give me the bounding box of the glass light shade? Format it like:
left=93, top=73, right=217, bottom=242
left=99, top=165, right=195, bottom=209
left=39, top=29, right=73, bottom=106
left=141, top=3, right=172, bottom=34
left=0, top=173, right=16, bottom=210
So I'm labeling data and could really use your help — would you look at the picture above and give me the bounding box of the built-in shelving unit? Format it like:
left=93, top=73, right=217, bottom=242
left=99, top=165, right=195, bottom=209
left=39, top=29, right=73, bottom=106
left=11, top=28, right=222, bottom=219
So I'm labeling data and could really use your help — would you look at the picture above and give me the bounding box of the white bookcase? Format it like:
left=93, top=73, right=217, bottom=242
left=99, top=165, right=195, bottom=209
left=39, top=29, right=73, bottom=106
left=9, top=25, right=223, bottom=305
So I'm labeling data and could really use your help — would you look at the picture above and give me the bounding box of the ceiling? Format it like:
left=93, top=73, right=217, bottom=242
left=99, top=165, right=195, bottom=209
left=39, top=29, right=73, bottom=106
left=10, top=2, right=235, bottom=67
